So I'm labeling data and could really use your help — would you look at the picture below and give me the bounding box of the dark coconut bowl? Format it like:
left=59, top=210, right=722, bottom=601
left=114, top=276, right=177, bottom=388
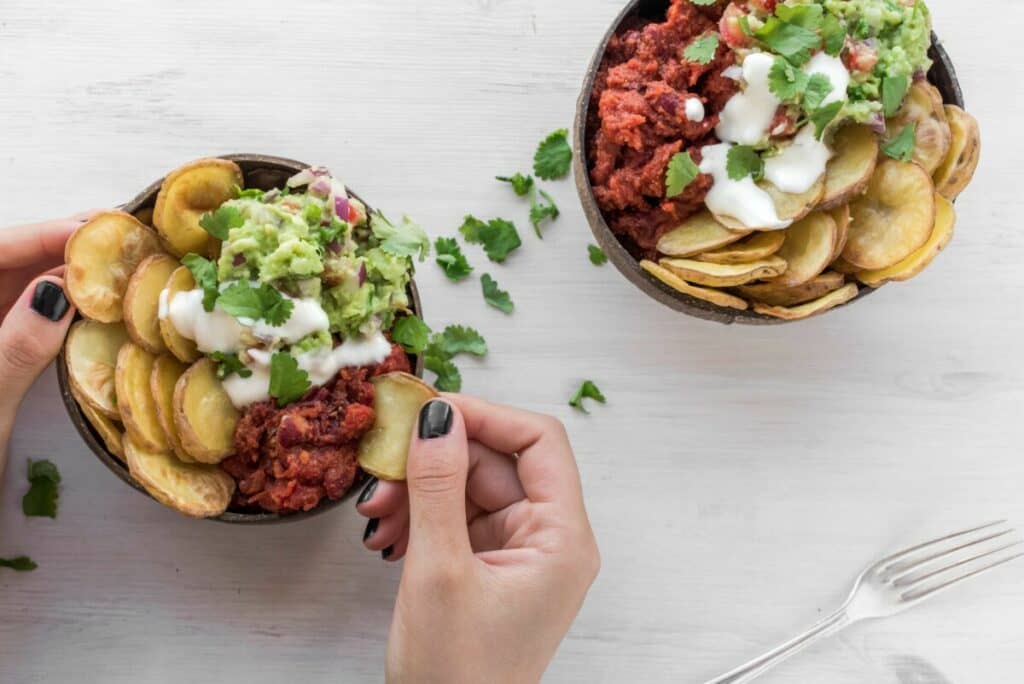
left=57, top=154, right=425, bottom=524
left=573, top=0, right=965, bottom=325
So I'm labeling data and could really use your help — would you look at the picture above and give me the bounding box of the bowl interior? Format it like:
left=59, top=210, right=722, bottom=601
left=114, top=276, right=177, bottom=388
left=58, top=153, right=425, bottom=524
left=573, top=0, right=965, bottom=325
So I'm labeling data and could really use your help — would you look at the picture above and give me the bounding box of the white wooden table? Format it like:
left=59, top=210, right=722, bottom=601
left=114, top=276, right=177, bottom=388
left=1, top=1, right=1021, bottom=682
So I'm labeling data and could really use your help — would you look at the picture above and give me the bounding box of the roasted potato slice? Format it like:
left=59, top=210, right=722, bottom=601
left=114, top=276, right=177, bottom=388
left=133, top=207, right=154, bottom=227
left=857, top=194, right=956, bottom=287
left=660, top=256, right=788, bottom=288
left=357, top=373, right=440, bottom=481
left=768, top=212, right=836, bottom=287
left=124, top=434, right=235, bottom=519
left=933, top=105, right=980, bottom=201
left=735, top=271, right=847, bottom=307
left=656, top=211, right=749, bottom=257
left=753, top=283, right=859, bottom=321
left=151, top=355, right=194, bottom=464
left=65, top=211, right=162, bottom=323
left=640, top=260, right=748, bottom=310
left=696, top=231, right=786, bottom=265
left=115, top=342, right=169, bottom=452
left=65, top=319, right=130, bottom=419
left=71, top=386, right=125, bottom=461
left=173, top=358, right=239, bottom=465
left=123, top=254, right=179, bottom=354
left=885, top=82, right=951, bottom=174
left=159, top=266, right=201, bottom=364
left=715, top=176, right=825, bottom=232
left=830, top=256, right=860, bottom=275
left=844, top=160, right=935, bottom=270
left=820, top=124, right=878, bottom=209
left=153, top=158, right=243, bottom=258
left=828, top=204, right=851, bottom=263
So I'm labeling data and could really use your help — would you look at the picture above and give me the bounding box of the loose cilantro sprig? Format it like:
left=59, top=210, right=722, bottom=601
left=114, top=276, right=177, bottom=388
left=0, top=556, right=37, bottom=572
left=198, top=205, right=245, bottom=241
left=425, top=355, right=462, bottom=392
left=882, top=123, right=917, bottom=162
left=392, top=315, right=433, bottom=354
left=569, top=381, right=606, bottom=414
left=217, top=281, right=294, bottom=326
left=181, top=254, right=219, bottom=312
left=22, top=459, right=60, bottom=519
left=529, top=189, right=560, bottom=239
left=666, top=151, right=701, bottom=198
left=683, top=33, right=720, bottom=65
left=726, top=146, right=765, bottom=181
left=392, top=316, right=487, bottom=392
left=481, top=274, right=514, bottom=314
left=268, top=352, right=311, bottom=406
left=588, top=245, right=608, bottom=266
left=370, top=212, right=430, bottom=261
left=496, top=173, right=535, bottom=196
left=434, top=237, right=473, bottom=281
left=460, top=216, right=522, bottom=263
left=432, top=325, right=488, bottom=358
left=210, top=351, right=252, bottom=380
left=534, top=129, right=573, bottom=180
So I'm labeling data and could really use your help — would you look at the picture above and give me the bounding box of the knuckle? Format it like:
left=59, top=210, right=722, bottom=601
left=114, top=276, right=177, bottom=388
left=408, top=459, right=462, bottom=496
left=0, top=331, right=49, bottom=375
left=539, top=414, right=568, bottom=439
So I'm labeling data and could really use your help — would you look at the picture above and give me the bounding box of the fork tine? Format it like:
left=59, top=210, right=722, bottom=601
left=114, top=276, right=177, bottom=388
left=888, top=529, right=1016, bottom=580
left=879, top=520, right=1008, bottom=569
left=894, top=540, right=1024, bottom=588
left=901, top=551, right=1024, bottom=603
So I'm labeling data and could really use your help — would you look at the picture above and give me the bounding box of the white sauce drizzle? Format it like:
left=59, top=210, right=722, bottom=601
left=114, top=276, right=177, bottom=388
left=699, top=143, right=790, bottom=230
left=715, top=52, right=781, bottom=146
left=763, top=126, right=833, bottom=194
left=804, top=53, right=850, bottom=106
left=685, top=98, right=706, bottom=123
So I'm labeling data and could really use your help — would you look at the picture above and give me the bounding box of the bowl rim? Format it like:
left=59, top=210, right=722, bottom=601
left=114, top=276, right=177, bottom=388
left=572, top=0, right=965, bottom=325
left=57, top=153, right=425, bottom=525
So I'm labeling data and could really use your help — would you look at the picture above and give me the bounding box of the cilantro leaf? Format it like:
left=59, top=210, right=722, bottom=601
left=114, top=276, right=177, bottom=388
left=665, top=151, right=701, bottom=198
left=683, top=33, right=720, bottom=65
left=461, top=217, right=522, bottom=263
left=569, top=380, right=606, bottom=414
left=882, top=123, right=917, bottom=161
left=22, top=459, right=60, bottom=518
left=774, top=4, right=824, bottom=30
left=803, top=74, right=835, bottom=112
left=808, top=100, right=845, bottom=139
left=317, top=218, right=349, bottom=249
left=392, top=315, right=432, bottom=354
left=533, top=129, right=573, bottom=180
left=496, top=173, right=534, bottom=196
left=882, top=74, right=910, bottom=117
left=588, top=244, right=608, bottom=265
left=726, top=145, right=765, bottom=181
left=529, top=189, right=560, bottom=239
left=210, top=351, right=252, bottom=380
left=198, top=205, right=245, bottom=241
left=216, top=281, right=294, bottom=326
left=754, top=18, right=821, bottom=65
left=0, top=556, right=37, bottom=572
left=268, top=352, right=311, bottom=406
left=434, top=237, right=473, bottom=281
left=181, top=253, right=219, bottom=312
left=424, top=354, right=462, bottom=392
left=768, top=56, right=809, bottom=102
left=235, top=186, right=265, bottom=200
left=434, top=325, right=487, bottom=358
left=481, top=274, right=514, bottom=314
left=370, top=212, right=430, bottom=261
left=303, top=203, right=323, bottom=227
left=821, top=14, right=845, bottom=57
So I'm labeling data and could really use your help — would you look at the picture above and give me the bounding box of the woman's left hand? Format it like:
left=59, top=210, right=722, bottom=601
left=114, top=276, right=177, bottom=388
left=0, top=211, right=99, bottom=476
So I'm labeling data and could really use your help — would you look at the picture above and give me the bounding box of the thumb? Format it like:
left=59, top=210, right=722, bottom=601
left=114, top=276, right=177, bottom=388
left=405, top=399, right=472, bottom=561
left=0, top=276, right=75, bottom=416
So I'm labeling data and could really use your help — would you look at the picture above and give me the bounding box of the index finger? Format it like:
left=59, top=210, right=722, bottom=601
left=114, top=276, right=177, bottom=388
left=0, top=210, right=103, bottom=270
left=442, top=394, right=584, bottom=508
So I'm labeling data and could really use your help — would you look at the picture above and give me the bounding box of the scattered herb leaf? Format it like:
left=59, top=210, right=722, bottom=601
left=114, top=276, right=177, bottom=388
left=726, top=145, right=765, bottom=181
left=666, top=151, right=701, bottom=198
left=534, top=129, right=573, bottom=180
left=684, top=33, right=720, bottom=65
left=434, top=237, right=473, bottom=281
left=808, top=100, right=845, bottom=139
left=217, top=281, right=294, bottom=326
left=181, top=254, right=219, bottom=312
left=0, top=556, right=37, bottom=572
left=481, top=274, right=514, bottom=314
left=529, top=189, right=560, bottom=239
left=768, top=56, right=809, bottom=101
left=496, top=173, right=534, bottom=196
left=22, top=459, right=60, bottom=519
left=392, top=315, right=432, bottom=354
left=882, top=123, right=917, bottom=161
left=460, top=217, right=522, bottom=263
left=588, top=245, right=608, bottom=266
left=198, top=205, right=245, bottom=241
left=424, top=354, right=462, bottom=392
left=268, top=352, right=311, bottom=406
left=803, top=73, right=835, bottom=112
left=370, top=212, right=430, bottom=261
left=882, top=74, right=910, bottom=117
left=569, top=381, right=607, bottom=414
left=433, top=325, right=488, bottom=358
left=210, top=352, right=252, bottom=380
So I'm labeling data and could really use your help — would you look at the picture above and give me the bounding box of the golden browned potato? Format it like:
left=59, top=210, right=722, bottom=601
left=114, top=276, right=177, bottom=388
left=358, top=373, right=440, bottom=481
left=820, top=124, right=878, bottom=209
left=933, top=105, right=981, bottom=201
left=71, top=386, right=125, bottom=461
left=660, top=256, right=788, bottom=288
left=173, top=358, right=239, bottom=465
left=151, top=355, right=194, bottom=464
left=124, top=434, right=235, bottom=518
left=768, top=212, right=836, bottom=287
left=844, top=160, right=935, bottom=270
left=885, top=82, right=951, bottom=174
left=65, top=212, right=163, bottom=323
left=857, top=194, right=956, bottom=287
left=695, top=231, right=786, bottom=265
left=123, top=254, right=179, bottom=354
left=640, top=260, right=749, bottom=310
left=115, top=342, right=170, bottom=452
left=159, top=266, right=201, bottom=364
left=753, top=283, right=859, bottom=321
left=735, top=271, right=847, bottom=308
left=828, top=204, right=851, bottom=263
left=133, top=207, right=155, bottom=227
left=656, top=211, right=749, bottom=257
left=153, top=158, right=243, bottom=258
left=65, top=320, right=130, bottom=419
left=715, top=176, right=825, bottom=231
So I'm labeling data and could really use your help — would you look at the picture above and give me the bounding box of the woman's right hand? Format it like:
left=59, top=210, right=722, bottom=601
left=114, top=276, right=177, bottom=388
left=356, top=395, right=601, bottom=684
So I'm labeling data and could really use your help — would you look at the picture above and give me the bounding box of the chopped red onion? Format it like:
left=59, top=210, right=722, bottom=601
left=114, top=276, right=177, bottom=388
left=913, top=69, right=927, bottom=82
left=334, top=196, right=351, bottom=221
left=357, top=263, right=367, bottom=287
left=286, top=168, right=317, bottom=188
left=328, top=239, right=342, bottom=255
left=868, top=113, right=887, bottom=135
left=656, top=93, right=678, bottom=116
left=232, top=253, right=247, bottom=267
left=309, top=178, right=331, bottom=197
left=310, top=166, right=330, bottom=177
left=262, top=188, right=280, bottom=202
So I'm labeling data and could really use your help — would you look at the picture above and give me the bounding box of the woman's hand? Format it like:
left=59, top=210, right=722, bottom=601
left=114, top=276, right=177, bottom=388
left=356, top=395, right=600, bottom=684
left=0, top=212, right=98, bottom=476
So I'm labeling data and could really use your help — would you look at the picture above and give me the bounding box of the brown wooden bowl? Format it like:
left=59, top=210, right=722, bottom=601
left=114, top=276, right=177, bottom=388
left=573, top=0, right=965, bottom=325
left=56, top=153, right=425, bottom=524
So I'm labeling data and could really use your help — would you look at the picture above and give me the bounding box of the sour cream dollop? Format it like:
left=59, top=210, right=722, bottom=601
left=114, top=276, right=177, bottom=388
left=715, top=52, right=782, bottom=146
left=764, top=126, right=833, bottom=194
left=699, top=143, right=789, bottom=230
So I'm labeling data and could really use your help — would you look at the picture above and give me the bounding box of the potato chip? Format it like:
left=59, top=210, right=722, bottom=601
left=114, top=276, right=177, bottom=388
left=116, top=342, right=170, bottom=452
left=736, top=271, right=847, bottom=307
left=173, top=358, right=239, bottom=465
left=695, top=231, right=786, bottom=265
left=71, top=386, right=125, bottom=461
left=857, top=194, right=956, bottom=287
left=828, top=204, right=851, bottom=263
left=715, top=176, right=825, bottom=232
left=885, top=82, right=951, bottom=174
left=124, top=434, right=235, bottom=519
left=640, top=260, right=748, bottom=310
left=753, top=283, right=859, bottom=321
left=656, top=211, right=749, bottom=257
left=65, top=320, right=130, bottom=419
left=151, top=355, right=194, bottom=464
left=124, top=254, right=178, bottom=354
left=153, top=158, right=243, bottom=258
left=159, top=266, right=201, bottom=364
left=358, top=373, right=440, bottom=481
left=933, top=105, right=980, bottom=201
left=768, top=212, right=836, bottom=287
left=820, top=124, right=878, bottom=210
left=660, top=256, right=788, bottom=288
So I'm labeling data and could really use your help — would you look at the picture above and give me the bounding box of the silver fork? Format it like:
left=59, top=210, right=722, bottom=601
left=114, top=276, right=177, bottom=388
left=705, top=521, right=1023, bottom=684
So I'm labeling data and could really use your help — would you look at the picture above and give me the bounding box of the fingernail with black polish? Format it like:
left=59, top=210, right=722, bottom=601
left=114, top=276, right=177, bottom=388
left=363, top=518, right=379, bottom=542
left=382, top=546, right=394, bottom=560
left=357, top=478, right=378, bottom=505
left=418, top=400, right=453, bottom=440
left=30, top=281, right=69, bottom=322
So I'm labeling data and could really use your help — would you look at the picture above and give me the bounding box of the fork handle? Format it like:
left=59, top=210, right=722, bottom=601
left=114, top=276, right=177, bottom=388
left=704, top=609, right=852, bottom=684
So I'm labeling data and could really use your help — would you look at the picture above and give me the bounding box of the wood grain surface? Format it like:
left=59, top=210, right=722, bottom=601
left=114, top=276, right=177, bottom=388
left=0, top=1, right=1021, bottom=682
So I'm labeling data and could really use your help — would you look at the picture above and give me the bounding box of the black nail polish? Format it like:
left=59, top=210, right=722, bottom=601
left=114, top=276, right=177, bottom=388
left=363, top=518, right=379, bottom=542
left=382, top=545, right=394, bottom=560
left=357, top=478, right=378, bottom=505
left=30, top=281, right=69, bottom=322
left=418, top=400, right=453, bottom=440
